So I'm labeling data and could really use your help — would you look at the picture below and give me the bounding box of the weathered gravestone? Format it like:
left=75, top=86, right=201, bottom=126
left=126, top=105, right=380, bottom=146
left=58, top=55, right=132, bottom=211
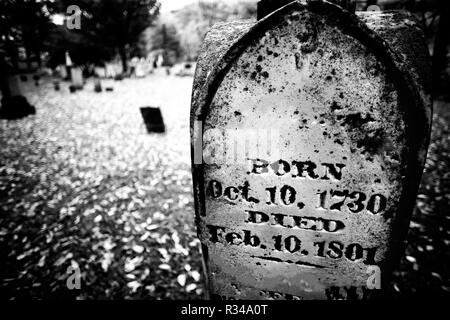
left=191, top=0, right=432, bottom=300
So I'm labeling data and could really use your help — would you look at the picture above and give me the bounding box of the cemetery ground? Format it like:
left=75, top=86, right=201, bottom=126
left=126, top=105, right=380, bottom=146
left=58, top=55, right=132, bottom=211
left=0, top=73, right=449, bottom=300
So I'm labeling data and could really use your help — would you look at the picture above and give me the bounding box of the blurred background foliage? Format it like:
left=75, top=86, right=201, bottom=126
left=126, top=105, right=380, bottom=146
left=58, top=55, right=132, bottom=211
left=0, top=0, right=449, bottom=91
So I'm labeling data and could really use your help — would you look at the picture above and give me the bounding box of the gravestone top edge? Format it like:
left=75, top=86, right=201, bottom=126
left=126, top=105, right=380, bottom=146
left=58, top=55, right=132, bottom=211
left=191, top=1, right=428, bottom=127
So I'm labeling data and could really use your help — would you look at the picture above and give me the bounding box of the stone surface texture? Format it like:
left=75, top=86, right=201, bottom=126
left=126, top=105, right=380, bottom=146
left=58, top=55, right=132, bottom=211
left=191, top=1, right=432, bottom=300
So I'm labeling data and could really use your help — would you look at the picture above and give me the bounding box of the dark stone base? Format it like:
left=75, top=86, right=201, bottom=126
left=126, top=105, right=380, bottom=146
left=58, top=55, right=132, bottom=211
left=0, top=96, right=36, bottom=120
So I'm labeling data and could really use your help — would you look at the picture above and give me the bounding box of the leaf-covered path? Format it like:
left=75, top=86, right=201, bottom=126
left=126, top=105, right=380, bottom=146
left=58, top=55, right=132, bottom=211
left=0, top=75, right=203, bottom=299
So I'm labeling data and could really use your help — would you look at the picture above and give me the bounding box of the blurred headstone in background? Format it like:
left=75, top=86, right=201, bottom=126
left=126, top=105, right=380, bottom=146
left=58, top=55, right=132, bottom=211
left=174, top=63, right=196, bottom=77
left=95, top=67, right=107, bottom=78
left=57, top=65, right=68, bottom=80
left=135, top=62, right=146, bottom=78
left=65, top=51, right=73, bottom=81
left=70, top=67, right=84, bottom=90
left=0, top=50, right=35, bottom=120
left=106, top=63, right=116, bottom=78
left=130, top=57, right=139, bottom=77
left=94, top=78, right=102, bottom=93
left=140, top=107, right=166, bottom=133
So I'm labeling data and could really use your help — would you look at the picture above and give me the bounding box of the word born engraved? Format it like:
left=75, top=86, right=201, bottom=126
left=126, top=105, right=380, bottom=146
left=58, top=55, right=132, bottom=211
left=249, top=159, right=346, bottom=181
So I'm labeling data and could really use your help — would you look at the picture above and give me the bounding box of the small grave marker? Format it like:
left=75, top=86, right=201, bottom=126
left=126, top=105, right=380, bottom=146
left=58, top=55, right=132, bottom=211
left=94, top=78, right=102, bottom=93
left=140, top=107, right=166, bottom=133
left=70, top=67, right=84, bottom=89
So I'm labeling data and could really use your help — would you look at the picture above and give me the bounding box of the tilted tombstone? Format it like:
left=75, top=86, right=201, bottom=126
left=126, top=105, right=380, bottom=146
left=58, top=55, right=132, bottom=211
left=190, top=0, right=432, bottom=300
left=57, top=65, right=68, bottom=80
left=140, top=107, right=166, bottom=133
left=94, top=67, right=107, bottom=78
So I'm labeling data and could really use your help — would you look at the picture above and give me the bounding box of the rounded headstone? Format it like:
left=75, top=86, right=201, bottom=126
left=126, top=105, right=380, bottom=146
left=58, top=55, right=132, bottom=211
left=191, top=1, right=431, bottom=300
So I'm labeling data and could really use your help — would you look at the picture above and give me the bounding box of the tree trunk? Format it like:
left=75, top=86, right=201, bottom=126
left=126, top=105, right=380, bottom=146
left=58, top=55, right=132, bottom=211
left=432, top=2, right=450, bottom=91
left=119, top=46, right=128, bottom=75
left=3, top=32, right=19, bottom=73
left=25, top=46, right=32, bottom=71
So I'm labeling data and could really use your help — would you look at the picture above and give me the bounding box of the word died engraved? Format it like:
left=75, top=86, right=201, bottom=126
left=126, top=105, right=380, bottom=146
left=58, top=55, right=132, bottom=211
left=245, top=210, right=345, bottom=233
